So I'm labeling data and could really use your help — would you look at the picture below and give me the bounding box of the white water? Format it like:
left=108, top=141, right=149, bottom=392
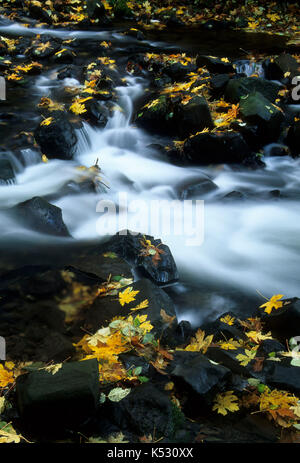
left=0, top=23, right=299, bottom=312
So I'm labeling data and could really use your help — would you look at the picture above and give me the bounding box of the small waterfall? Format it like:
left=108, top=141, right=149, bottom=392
left=234, top=60, right=264, bottom=77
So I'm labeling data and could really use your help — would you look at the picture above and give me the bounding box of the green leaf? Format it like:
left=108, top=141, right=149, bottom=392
left=248, top=378, right=260, bottom=387
left=107, top=387, right=131, bottom=402
left=291, top=358, right=300, bottom=367
left=133, top=366, right=142, bottom=376
left=138, top=376, right=149, bottom=383
left=257, top=384, right=266, bottom=393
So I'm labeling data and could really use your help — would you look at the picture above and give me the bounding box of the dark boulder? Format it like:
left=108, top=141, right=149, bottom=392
left=52, top=48, right=74, bottom=64
left=211, top=73, right=230, bottom=97
left=201, top=311, right=247, bottom=342
left=164, top=61, right=197, bottom=82
left=171, top=351, right=231, bottom=399
left=254, top=297, right=300, bottom=343
left=286, top=120, right=300, bottom=157
left=136, top=95, right=174, bottom=136
left=264, top=359, right=300, bottom=395
left=84, top=278, right=177, bottom=337
left=263, top=53, right=299, bottom=81
left=105, top=231, right=178, bottom=285
left=34, top=114, right=77, bottom=160
left=239, top=92, right=285, bottom=141
left=82, top=99, right=108, bottom=127
left=109, top=383, right=176, bottom=438
left=29, top=36, right=61, bottom=59
left=13, top=197, right=71, bottom=237
left=176, top=96, right=214, bottom=138
left=182, top=131, right=253, bottom=165
left=196, top=55, right=234, bottom=74
left=86, top=0, right=106, bottom=19
left=16, top=359, right=99, bottom=432
left=224, top=77, right=281, bottom=103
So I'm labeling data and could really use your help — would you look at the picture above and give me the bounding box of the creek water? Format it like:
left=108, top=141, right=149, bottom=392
left=0, top=20, right=299, bottom=325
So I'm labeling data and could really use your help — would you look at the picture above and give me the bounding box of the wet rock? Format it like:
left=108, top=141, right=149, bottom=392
left=52, top=48, right=74, bottom=64
left=164, top=61, right=197, bottom=82
left=179, top=177, right=218, bottom=199
left=182, top=131, right=253, bottom=165
left=256, top=339, right=285, bottom=357
left=255, top=297, right=300, bottom=343
left=0, top=158, right=14, bottom=184
left=13, top=197, right=71, bottom=237
left=286, top=120, right=300, bottom=157
left=265, top=359, right=300, bottom=395
left=263, top=53, right=299, bottom=81
left=196, top=55, right=234, bottom=74
left=34, top=114, right=77, bottom=160
left=176, top=96, right=214, bottom=138
left=211, top=73, right=230, bottom=97
left=29, top=36, right=61, bottom=59
left=239, top=92, right=285, bottom=141
left=171, top=351, right=231, bottom=398
left=125, top=28, right=145, bottom=41
left=109, top=383, right=176, bottom=438
left=86, top=0, right=106, bottom=20
left=223, top=191, right=246, bottom=201
left=57, top=65, right=80, bottom=80
left=206, top=347, right=265, bottom=381
left=85, top=278, right=177, bottom=337
left=137, top=95, right=213, bottom=138
left=27, top=4, right=52, bottom=23
left=160, top=320, right=193, bottom=349
left=136, top=95, right=174, bottom=136
left=16, top=359, right=99, bottom=431
left=105, top=231, right=178, bottom=284
left=224, top=77, right=281, bottom=103
left=70, top=250, right=132, bottom=281
left=201, top=311, right=247, bottom=342
left=82, top=99, right=108, bottom=127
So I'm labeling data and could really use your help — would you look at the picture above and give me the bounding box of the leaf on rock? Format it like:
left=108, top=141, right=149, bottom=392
left=212, top=391, right=239, bottom=416
left=259, top=294, right=284, bottom=314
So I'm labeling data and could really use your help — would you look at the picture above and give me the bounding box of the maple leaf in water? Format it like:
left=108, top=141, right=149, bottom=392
left=259, top=294, right=284, bottom=314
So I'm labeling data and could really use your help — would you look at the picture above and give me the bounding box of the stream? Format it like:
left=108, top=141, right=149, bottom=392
left=1, top=20, right=300, bottom=326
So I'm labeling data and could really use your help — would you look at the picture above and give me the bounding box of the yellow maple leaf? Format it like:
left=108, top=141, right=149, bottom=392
left=184, top=329, right=213, bottom=354
left=40, top=117, right=54, bottom=126
left=0, top=364, right=14, bottom=388
left=119, top=287, right=139, bottom=306
left=70, top=101, right=87, bottom=115
left=220, top=315, right=235, bottom=326
left=236, top=348, right=257, bottom=366
left=219, top=338, right=240, bottom=350
left=212, top=391, right=239, bottom=416
left=130, top=299, right=149, bottom=311
left=246, top=331, right=273, bottom=344
left=43, top=363, right=63, bottom=375
left=259, top=294, right=284, bottom=314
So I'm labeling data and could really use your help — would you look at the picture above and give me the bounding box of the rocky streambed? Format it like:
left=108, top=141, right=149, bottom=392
left=0, top=3, right=300, bottom=444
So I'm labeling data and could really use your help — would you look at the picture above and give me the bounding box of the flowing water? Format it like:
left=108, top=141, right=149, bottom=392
left=1, top=21, right=300, bottom=325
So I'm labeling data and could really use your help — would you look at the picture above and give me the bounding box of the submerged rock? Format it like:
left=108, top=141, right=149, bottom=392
left=13, top=196, right=71, bottom=237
